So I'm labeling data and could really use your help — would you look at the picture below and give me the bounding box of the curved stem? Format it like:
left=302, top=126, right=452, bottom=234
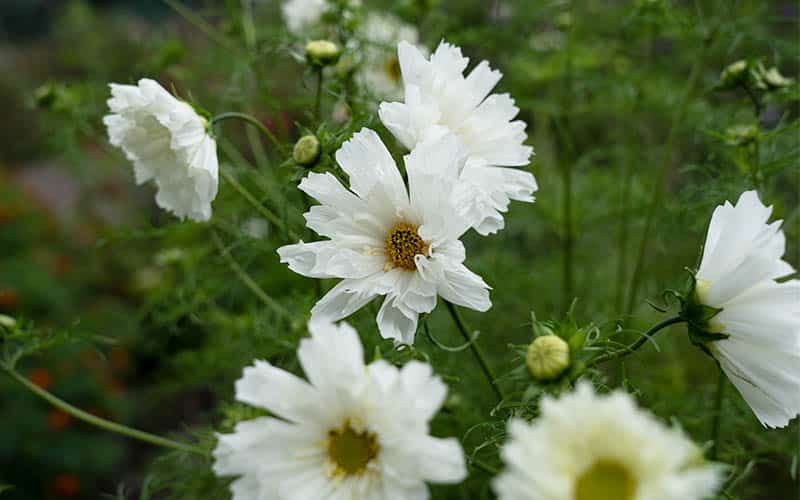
left=2, top=363, right=205, bottom=455
left=444, top=301, right=503, bottom=404
left=211, top=229, right=293, bottom=321
left=219, top=166, right=298, bottom=241
left=710, top=366, right=726, bottom=460
left=625, top=35, right=713, bottom=316
left=211, top=112, right=283, bottom=152
left=588, top=316, right=684, bottom=367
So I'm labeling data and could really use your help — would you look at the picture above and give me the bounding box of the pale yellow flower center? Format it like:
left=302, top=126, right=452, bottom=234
left=574, top=460, right=636, bottom=500
left=327, top=422, right=379, bottom=476
left=385, top=223, right=428, bottom=271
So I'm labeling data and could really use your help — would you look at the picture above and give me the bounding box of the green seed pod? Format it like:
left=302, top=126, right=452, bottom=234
left=305, top=40, right=340, bottom=67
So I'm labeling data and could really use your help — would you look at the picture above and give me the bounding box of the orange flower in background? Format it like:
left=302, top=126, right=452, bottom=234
left=51, top=473, right=80, bottom=497
left=48, top=409, right=72, bottom=431
left=29, top=368, right=53, bottom=390
left=0, top=287, right=20, bottom=310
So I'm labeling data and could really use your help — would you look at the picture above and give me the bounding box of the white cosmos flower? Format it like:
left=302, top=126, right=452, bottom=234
left=277, top=128, right=491, bottom=344
left=213, top=320, right=467, bottom=500
left=104, top=78, right=218, bottom=222
left=379, top=40, right=537, bottom=235
left=281, top=0, right=328, bottom=35
left=493, top=383, right=723, bottom=500
left=693, top=190, right=800, bottom=428
left=357, top=13, right=421, bottom=100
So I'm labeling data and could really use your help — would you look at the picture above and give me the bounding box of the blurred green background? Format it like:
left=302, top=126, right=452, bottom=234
left=0, top=0, right=798, bottom=499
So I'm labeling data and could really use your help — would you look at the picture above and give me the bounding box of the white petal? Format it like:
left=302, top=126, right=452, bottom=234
left=299, top=321, right=365, bottom=389
left=377, top=295, right=419, bottom=344
left=311, top=277, right=385, bottom=322
left=277, top=240, right=385, bottom=279
left=234, top=360, right=319, bottom=423
left=335, top=128, right=408, bottom=211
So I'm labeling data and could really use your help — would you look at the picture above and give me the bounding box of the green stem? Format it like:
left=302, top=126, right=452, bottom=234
left=444, top=301, right=503, bottom=404
left=1, top=363, right=204, bottom=455
left=588, top=316, right=684, bottom=367
left=710, top=366, right=726, bottom=460
left=625, top=36, right=713, bottom=316
left=470, top=458, right=499, bottom=475
left=211, top=112, right=283, bottom=152
left=559, top=8, right=576, bottom=312
left=219, top=166, right=297, bottom=240
left=211, top=229, right=293, bottom=321
left=314, top=69, right=324, bottom=121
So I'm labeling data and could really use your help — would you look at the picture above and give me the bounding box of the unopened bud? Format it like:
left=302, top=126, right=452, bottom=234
left=305, top=40, right=340, bottom=67
left=293, top=135, right=321, bottom=167
left=0, top=314, right=16, bottom=329
left=720, top=60, right=748, bottom=87
left=762, top=67, right=793, bottom=89
left=526, top=335, right=570, bottom=381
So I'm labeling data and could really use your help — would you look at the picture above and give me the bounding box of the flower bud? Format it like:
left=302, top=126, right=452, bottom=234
left=724, top=124, right=758, bottom=146
left=720, top=60, right=748, bottom=87
left=293, top=135, right=322, bottom=167
left=305, top=40, right=340, bottom=67
left=762, top=67, right=793, bottom=89
left=0, top=314, right=16, bottom=329
left=526, top=335, right=570, bottom=381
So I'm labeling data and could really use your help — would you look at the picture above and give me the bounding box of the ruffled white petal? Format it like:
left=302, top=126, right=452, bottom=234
left=104, top=78, right=218, bottom=221
left=234, top=360, right=320, bottom=423
left=695, top=190, right=799, bottom=427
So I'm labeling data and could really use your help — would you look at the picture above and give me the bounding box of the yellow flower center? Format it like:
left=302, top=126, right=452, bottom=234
left=385, top=223, right=428, bottom=271
left=574, top=460, right=636, bottom=500
left=327, top=423, right=379, bottom=476
left=384, top=56, right=402, bottom=84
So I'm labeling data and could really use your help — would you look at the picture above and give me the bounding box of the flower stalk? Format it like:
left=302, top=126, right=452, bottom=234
left=210, top=112, right=283, bottom=152
left=1, top=362, right=205, bottom=456
left=587, top=316, right=685, bottom=368
left=445, top=301, right=503, bottom=404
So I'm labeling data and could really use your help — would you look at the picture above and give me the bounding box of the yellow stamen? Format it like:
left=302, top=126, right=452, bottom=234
left=327, top=422, right=379, bottom=476
left=385, top=222, right=428, bottom=271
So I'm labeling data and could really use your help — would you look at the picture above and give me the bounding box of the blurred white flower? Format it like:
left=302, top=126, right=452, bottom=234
left=693, top=190, right=800, bottom=428
left=493, top=383, right=723, bottom=500
left=357, top=13, right=421, bottom=100
left=379, top=40, right=537, bottom=235
left=104, top=79, right=218, bottom=222
left=277, top=128, right=491, bottom=344
left=213, top=320, right=466, bottom=499
left=281, top=0, right=328, bottom=35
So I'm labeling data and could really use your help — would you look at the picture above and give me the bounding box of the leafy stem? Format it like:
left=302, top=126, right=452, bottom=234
left=0, top=362, right=206, bottom=456
left=444, top=301, right=504, bottom=405
left=210, top=112, right=283, bottom=152
left=587, top=316, right=685, bottom=367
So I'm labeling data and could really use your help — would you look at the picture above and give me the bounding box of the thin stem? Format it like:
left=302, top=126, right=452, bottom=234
left=164, top=0, right=237, bottom=51
left=444, top=301, right=503, bottom=404
left=743, top=84, right=762, bottom=119
left=588, top=316, right=684, bottom=367
left=219, top=166, right=297, bottom=240
left=625, top=35, right=713, bottom=316
left=314, top=69, right=324, bottom=121
left=469, top=458, right=499, bottom=475
left=211, top=112, right=283, bottom=152
left=211, top=229, right=293, bottom=321
left=1, top=363, right=205, bottom=455
left=559, top=6, right=576, bottom=312
left=710, top=366, right=726, bottom=460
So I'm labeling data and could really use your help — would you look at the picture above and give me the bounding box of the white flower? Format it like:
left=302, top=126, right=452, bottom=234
left=357, top=13, right=421, bottom=100
left=379, top=40, right=537, bottom=235
left=493, top=383, right=723, bottom=500
left=213, top=320, right=467, bottom=500
left=281, top=0, right=328, bottom=35
left=277, top=128, right=491, bottom=344
left=104, top=79, right=218, bottom=222
left=693, top=190, right=800, bottom=428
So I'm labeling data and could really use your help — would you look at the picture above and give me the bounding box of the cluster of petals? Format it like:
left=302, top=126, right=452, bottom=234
left=493, top=383, right=723, bottom=500
left=695, top=190, right=800, bottom=428
left=213, top=320, right=466, bottom=500
left=104, top=78, right=218, bottom=222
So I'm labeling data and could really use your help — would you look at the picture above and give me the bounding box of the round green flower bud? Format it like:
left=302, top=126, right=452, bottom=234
left=293, top=135, right=322, bottom=167
left=526, top=335, right=570, bottom=381
left=0, top=314, right=16, bottom=329
left=720, top=60, right=748, bottom=86
left=305, top=40, right=340, bottom=67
